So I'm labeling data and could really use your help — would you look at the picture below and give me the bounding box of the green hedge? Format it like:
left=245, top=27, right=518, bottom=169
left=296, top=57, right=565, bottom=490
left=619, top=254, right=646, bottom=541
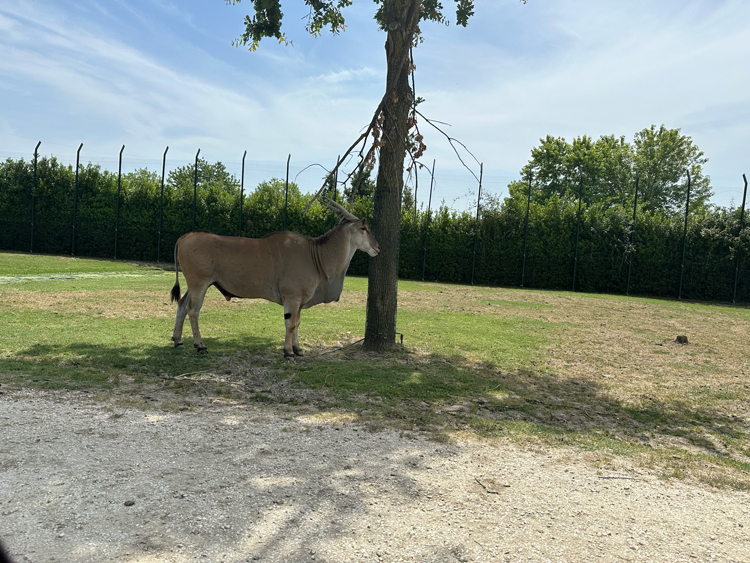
left=1, top=156, right=749, bottom=302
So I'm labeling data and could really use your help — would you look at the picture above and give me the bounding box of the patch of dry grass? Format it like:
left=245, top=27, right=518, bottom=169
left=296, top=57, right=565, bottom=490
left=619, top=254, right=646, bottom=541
left=400, top=284, right=750, bottom=416
left=2, top=288, right=266, bottom=319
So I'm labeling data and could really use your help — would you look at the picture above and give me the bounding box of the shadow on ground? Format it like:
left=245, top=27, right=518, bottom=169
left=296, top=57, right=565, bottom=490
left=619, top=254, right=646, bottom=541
left=0, top=333, right=278, bottom=391
left=1, top=337, right=748, bottom=488
left=280, top=346, right=750, bottom=486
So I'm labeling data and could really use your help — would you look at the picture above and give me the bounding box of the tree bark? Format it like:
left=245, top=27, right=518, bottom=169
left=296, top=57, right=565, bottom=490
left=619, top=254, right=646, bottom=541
left=363, top=0, right=417, bottom=351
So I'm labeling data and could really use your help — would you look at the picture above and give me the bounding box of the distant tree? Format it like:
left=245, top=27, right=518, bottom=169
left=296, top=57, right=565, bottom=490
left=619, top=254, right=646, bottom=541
left=249, top=178, right=302, bottom=208
left=242, top=178, right=302, bottom=235
left=167, top=159, right=239, bottom=195
left=507, top=126, right=711, bottom=215
left=343, top=166, right=377, bottom=202
left=508, top=134, right=619, bottom=206
left=165, top=159, right=240, bottom=234
left=595, top=134, right=635, bottom=207
left=633, top=124, right=712, bottom=214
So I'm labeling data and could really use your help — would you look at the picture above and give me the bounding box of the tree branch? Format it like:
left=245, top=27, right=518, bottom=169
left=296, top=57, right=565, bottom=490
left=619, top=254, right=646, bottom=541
left=415, top=108, right=482, bottom=183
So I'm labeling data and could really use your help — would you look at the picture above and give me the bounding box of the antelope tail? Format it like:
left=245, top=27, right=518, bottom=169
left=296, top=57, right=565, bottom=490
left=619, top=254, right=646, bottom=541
left=171, top=241, right=181, bottom=303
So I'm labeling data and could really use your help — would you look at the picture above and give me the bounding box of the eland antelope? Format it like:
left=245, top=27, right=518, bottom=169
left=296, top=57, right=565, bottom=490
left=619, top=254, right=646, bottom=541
left=170, top=199, right=379, bottom=356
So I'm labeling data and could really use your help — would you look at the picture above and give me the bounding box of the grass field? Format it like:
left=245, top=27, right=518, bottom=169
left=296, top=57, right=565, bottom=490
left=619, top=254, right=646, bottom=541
left=1, top=250, right=749, bottom=489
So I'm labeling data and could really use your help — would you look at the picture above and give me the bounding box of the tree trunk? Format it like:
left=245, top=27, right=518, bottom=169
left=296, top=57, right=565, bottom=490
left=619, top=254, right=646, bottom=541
left=363, top=0, right=417, bottom=351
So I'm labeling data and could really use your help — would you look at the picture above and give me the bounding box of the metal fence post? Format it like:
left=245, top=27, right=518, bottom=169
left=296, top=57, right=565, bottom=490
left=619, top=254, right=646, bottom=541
left=71, top=142, right=83, bottom=255
left=239, top=150, right=246, bottom=237
left=114, top=145, right=124, bottom=259
left=283, top=154, right=291, bottom=231
left=157, top=146, right=168, bottom=262
left=626, top=171, right=639, bottom=295
left=572, top=168, right=583, bottom=291
left=421, top=159, right=436, bottom=281
left=521, top=172, right=532, bottom=287
left=192, top=149, right=200, bottom=232
left=678, top=170, right=691, bottom=300
left=732, top=173, right=748, bottom=303
left=470, top=162, right=483, bottom=285
left=31, top=141, right=40, bottom=253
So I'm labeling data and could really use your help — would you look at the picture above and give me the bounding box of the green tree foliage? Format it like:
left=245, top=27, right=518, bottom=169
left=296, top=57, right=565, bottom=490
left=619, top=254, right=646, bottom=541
left=0, top=157, right=34, bottom=249
left=508, top=125, right=711, bottom=215
left=633, top=124, right=711, bottom=214
left=343, top=166, right=376, bottom=201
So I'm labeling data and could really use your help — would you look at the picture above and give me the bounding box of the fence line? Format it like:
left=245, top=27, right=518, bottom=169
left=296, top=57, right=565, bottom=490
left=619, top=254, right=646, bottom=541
left=1, top=142, right=749, bottom=304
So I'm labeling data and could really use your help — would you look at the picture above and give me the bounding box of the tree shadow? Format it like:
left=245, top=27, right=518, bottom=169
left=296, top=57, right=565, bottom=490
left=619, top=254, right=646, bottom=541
left=288, top=347, right=750, bottom=473
left=3, top=340, right=750, bottom=563
left=2, top=335, right=747, bottom=468
left=0, top=334, right=279, bottom=391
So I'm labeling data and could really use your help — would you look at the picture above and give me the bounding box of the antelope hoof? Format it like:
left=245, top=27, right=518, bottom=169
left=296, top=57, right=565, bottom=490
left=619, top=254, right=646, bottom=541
left=172, top=339, right=183, bottom=348
left=195, top=344, right=208, bottom=355
left=284, top=350, right=295, bottom=359
left=293, top=347, right=304, bottom=357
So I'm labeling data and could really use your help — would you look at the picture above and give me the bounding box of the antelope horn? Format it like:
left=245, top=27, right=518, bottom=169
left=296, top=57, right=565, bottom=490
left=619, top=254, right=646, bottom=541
left=323, top=197, right=360, bottom=222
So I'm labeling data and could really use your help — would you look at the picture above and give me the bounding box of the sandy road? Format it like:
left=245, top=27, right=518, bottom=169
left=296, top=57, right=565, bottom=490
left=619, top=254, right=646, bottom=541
left=1, top=389, right=748, bottom=563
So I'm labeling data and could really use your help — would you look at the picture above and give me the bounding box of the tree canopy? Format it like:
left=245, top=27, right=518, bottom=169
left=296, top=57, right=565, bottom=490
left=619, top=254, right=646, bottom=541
left=229, top=0, right=477, bottom=50
left=507, top=125, right=712, bottom=215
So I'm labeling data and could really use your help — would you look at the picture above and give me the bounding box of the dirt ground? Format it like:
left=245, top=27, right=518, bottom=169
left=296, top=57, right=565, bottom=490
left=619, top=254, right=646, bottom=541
left=1, top=388, right=748, bottom=563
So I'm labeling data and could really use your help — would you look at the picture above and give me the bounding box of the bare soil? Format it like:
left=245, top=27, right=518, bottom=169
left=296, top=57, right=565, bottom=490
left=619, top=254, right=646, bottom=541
left=1, top=388, right=748, bottom=563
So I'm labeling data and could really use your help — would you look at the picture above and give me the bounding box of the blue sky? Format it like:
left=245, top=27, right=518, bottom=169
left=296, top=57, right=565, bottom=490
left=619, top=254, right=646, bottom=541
left=1, top=0, right=748, bottom=211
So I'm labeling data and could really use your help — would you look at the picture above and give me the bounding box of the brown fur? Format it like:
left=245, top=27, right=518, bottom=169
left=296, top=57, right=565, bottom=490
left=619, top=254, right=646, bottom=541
left=170, top=219, right=379, bottom=356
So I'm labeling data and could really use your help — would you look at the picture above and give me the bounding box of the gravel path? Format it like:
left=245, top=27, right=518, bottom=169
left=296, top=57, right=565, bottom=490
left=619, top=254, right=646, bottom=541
left=1, top=390, right=748, bottom=562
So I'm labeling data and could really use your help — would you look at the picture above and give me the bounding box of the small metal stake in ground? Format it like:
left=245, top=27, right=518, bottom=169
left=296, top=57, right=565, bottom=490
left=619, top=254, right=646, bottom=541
left=239, top=150, right=247, bottom=237
left=421, top=159, right=436, bottom=281
left=521, top=172, right=532, bottom=287
left=471, top=162, right=484, bottom=286
left=71, top=142, right=83, bottom=256
left=114, top=145, right=124, bottom=259
left=192, top=149, right=200, bottom=232
left=626, top=172, right=639, bottom=296
left=678, top=170, right=692, bottom=300
left=732, top=173, right=748, bottom=304
left=31, top=141, right=40, bottom=253
left=157, top=146, right=168, bottom=262
left=572, top=168, right=583, bottom=292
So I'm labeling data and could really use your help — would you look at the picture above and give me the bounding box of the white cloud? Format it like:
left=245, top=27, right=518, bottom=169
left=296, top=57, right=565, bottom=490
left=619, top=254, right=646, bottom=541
left=315, top=67, right=380, bottom=84
left=409, top=0, right=750, bottom=204
left=0, top=1, right=380, bottom=169
left=1, top=0, right=748, bottom=207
